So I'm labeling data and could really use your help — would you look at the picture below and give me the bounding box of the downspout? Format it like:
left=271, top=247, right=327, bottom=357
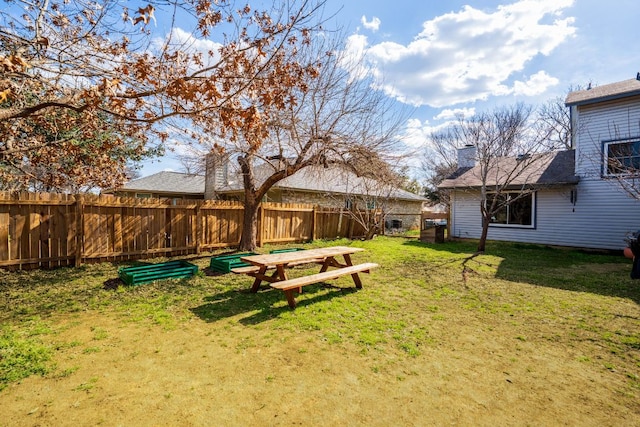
left=449, top=191, right=456, bottom=237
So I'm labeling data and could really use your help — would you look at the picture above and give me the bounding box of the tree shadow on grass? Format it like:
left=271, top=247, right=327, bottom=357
left=493, top=253, right=640, bottom=305
left=402, top=238, right=479, bottom=254
left=404, top=238, right=639, bottom=304
left=190, top=284, right=358, bottom=325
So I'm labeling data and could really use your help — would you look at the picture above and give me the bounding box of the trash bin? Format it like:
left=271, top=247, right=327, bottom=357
left=624, top=230, right=640, bottom=279
left=420, top=223, right=445, bottom=243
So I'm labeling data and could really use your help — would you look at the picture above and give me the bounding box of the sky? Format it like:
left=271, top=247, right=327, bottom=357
left=140, top=0, right=640, bottom=178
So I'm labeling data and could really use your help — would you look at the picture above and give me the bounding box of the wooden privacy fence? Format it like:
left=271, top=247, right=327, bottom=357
left=0, top=192, right=378, bottom=269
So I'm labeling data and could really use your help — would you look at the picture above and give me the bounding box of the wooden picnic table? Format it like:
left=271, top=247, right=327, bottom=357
left=235, top=246, right=378, bottom=308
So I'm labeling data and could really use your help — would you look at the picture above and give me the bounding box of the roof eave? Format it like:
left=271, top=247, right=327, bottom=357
left=118, top=189, right=203, bottom=196
left=566, top=90, right=640, bottom=107
left=270, top=185, right=428, bottom=202
left=441, top=178, right=580, bottom=191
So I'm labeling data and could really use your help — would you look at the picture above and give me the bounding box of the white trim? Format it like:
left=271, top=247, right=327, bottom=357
left=487, top=191, right=536, bottom=229
left=603, top=137, right=640, bottom=177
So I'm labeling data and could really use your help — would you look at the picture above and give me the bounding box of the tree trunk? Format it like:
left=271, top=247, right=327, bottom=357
left=362, top=211, right=381, bottom=240
left=237, top=155, right=260, bottom=252
left=239, top=198, right=259, bottom=251
left=477, top=215, right=490, bottom=253
left=363, top=225, right=378, bottom=240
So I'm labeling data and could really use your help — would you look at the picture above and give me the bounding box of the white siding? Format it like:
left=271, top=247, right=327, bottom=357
left=575, top=96, right=640, bottom=177
left=573, top=96, right=640, bottom=249
left=450, top=191, right=483, bottom=239
left=449, top=95, right=640, bottom=250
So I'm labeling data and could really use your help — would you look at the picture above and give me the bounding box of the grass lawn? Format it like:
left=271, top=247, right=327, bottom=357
left=1, top=236, right=639, bottom=426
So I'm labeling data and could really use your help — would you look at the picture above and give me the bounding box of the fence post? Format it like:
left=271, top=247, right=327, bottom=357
left=74, top=195, right=84, bottom=266
left=258, top=203, right=264, bottom=247
left=348, top=207, right=355, bottom=239
left=195, top=201, right=202, bottom=255
left=311, top=205, right=317, bottom=242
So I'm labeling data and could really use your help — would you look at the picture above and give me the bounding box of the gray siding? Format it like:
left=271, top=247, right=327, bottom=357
left=450, top=185, right=640, bottom=250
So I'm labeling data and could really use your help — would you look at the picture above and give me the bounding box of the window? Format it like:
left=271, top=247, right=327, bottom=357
left=488, top=192, right=535, bottom=227
left=345, top=198, right=353, bottom=209
left=604, top=138, right=640, bottom=175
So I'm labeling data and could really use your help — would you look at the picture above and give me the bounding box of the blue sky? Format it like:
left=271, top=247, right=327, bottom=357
left=141, top=0, right=639, bottom=178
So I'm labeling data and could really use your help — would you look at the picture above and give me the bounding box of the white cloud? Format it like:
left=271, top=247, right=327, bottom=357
left=347, top=0, right=576, bottom=108
left=361, top=15, right=381, bottom=32
left=170, top=27, right=222, bottom=53
left=402, top=118, right=429, bottom=148
left=152, top=27, right=223, bottom=70
left=434, top=107, right=476, bottom=121
left=401, top=117, right=452, bottom=148
left=341, top=34, right=374, bottom=82
left=512, top=70, right=559, bottom=96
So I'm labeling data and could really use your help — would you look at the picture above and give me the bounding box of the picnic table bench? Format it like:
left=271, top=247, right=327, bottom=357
left=270, top=262, right=378, bottom=308
left=233, top=246, right=378, bottom=308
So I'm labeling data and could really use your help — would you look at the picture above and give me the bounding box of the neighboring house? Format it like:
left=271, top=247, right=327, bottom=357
left=206, top=159, right=426, bottom=230
left=439, top=75, right=640, bottom=250
left=110, top=171, right=205, bottom=200
left=112, top=162, right=427, bottom=230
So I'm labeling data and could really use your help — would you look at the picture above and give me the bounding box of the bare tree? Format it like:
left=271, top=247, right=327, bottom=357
left=536, top=86, right=583, bottom=150
left=320, top=154, right=408, bottom=240
left=436, top=103, right=555, bottom=252
left=597, top=117, right=640, bottom=200
left=607, top=155, right=640, bottom=200
left=191, top=31, right=409, bottom=250
left=423, top=88, right=579, bottom=206
left=422, top=128, right=460, bottom=205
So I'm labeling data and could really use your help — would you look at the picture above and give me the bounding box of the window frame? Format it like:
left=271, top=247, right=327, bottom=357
left=344, top=198, right=353, bottom=209
left=602, top=137, right=640, bottom=177
left=487, top=191, right=536, bottom=229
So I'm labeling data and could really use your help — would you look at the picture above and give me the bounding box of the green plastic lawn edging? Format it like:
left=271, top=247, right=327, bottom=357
left=118, top=260, right=199, bottom=286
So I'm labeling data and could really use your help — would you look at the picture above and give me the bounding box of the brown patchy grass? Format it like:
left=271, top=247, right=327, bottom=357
left=1, top=237, right=639, bottom=426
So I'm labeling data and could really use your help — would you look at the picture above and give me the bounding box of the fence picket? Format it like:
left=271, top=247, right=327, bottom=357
left=0, top=192, right=394, bottom=269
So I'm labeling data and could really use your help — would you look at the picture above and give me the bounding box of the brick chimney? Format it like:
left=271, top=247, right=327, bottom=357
left=204, top=152, right=229, bottom=200
left=457, top=144, right=477, bottom=168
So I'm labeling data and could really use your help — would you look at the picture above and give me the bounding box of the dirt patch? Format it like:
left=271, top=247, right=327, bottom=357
left=1, top=238, right=639, bottom=426
left=1, top=307, right=638, bottom=427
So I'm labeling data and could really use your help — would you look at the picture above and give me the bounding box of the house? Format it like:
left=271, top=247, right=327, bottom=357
left=111, top=171, right=205, bottom=200
left=113, top=162, right=427, bottom=231
left=439, top=75, right=640, bottom=250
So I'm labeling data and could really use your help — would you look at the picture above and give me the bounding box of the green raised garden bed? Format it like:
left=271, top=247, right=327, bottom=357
left=118, top=260, right=199, bottom=286
left=269, top=248, right=304, bottom=254
left=209, top=252, right=257, bottom=273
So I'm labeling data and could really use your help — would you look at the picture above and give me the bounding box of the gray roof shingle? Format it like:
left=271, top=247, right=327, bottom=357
left=120, top=165, right=427, bottom=202
left=565, top=78, right=640, bottom=106
left=439, top=150, right=579, bottom=189
left=121, top=171, right=205, bottom=195
left=274, top=166, right=427, bottom=202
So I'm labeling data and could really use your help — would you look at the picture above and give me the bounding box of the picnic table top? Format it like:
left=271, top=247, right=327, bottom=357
left=240, top=246, right=364, bottom=267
